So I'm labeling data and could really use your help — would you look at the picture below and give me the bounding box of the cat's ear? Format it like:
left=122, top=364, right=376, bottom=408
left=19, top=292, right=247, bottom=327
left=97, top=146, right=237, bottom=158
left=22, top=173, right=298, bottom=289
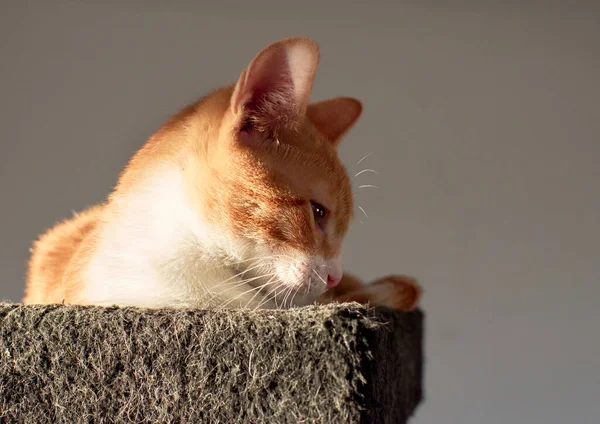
left=230, top=37, right=320, bottom=135
left=306, top=97, right=363, bottom=146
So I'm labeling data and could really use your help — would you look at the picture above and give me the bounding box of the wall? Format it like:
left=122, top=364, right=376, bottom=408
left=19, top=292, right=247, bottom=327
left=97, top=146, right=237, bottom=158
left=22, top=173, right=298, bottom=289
left=1, top=1, right=599, bottom=422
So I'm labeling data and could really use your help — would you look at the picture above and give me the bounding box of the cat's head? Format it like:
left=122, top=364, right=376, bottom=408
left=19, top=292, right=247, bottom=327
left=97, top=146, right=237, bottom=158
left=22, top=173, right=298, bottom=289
left=190, top=38, right=361, bottom=301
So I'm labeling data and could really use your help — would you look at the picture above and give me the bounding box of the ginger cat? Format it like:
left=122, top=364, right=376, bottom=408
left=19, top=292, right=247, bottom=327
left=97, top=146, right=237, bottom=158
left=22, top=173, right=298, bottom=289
left=24, top=37, right=421, bottom=311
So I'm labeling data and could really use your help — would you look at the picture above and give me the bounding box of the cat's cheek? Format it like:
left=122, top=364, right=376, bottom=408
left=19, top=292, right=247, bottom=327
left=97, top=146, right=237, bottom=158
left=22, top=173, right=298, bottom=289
left=274, top=257, right=310, bottom=288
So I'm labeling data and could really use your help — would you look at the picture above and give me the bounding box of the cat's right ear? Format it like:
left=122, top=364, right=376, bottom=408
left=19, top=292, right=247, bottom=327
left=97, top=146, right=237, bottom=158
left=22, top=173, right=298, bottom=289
left=306, top=97, right=363, bottom=146
left=230, top=37, right=320, bottom=138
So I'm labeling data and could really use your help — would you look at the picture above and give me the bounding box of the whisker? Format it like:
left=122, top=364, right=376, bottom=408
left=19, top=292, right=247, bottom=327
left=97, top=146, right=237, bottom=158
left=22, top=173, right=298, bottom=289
left=217, top=272, right=272, bottom=292
left=312, top=269, right=328, bottom=286
left=290, top=288, right=300, bottom=308
left=282, top=286, right=295, bottom=309
left=253, top=279, right=284, bottom=310
left=358, top=184, right=380, bottom=189
left=219, top=254, right=281, bottom=269
left=275, top=285, right=291, bottom=309
left=254, top=289, right=278, bottom=310
left=270, top=285, right=287, bottom=309
left=357, top=152, right=373, bottom=165
left=215, top=253, right=296, bottom=288
left=216, top=262, right=268, bottom=287
left=305, top=275, right=312, bottom=296
left=218, top=274, right=278, bottom=309
left=244, top=275, right=278, bottom=309
left=209, top=253, right=329, bottom=309
left=207, top=269, right=276, bottom=305
left=288, top=287, right=299, bottom=308
left=354, top=169, right=379, bottom=177
left=229, top=253, right=297, bottom=268
left=358, top=205, right=369, bottom=219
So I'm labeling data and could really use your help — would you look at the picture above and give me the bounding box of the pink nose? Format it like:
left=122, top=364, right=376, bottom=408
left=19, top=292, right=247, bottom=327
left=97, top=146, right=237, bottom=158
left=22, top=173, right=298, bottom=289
left=327, top=274, right=341, bottom=288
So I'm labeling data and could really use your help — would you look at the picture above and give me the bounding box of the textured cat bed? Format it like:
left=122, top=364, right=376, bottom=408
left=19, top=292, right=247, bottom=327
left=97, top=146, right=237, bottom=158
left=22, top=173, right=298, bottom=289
left=0, top=302, right=423, bottom=423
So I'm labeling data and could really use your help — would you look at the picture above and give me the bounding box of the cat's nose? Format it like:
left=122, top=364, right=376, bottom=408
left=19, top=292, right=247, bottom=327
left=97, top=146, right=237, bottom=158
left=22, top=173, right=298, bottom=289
left=327, top=274, right=341, bottom=288
left=327, top=255, right=343, bottom=288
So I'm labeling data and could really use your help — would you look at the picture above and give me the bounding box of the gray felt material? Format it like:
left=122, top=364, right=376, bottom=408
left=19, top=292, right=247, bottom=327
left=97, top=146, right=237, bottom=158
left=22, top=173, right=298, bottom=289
left=0, top=303, right=423, bottom=423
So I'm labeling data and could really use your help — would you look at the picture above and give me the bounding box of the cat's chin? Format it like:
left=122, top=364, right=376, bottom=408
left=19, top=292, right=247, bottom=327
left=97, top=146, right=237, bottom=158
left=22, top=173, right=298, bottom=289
left=234, top=266, right=326, bottom=308
left=263, top=282, right=326, bottom=309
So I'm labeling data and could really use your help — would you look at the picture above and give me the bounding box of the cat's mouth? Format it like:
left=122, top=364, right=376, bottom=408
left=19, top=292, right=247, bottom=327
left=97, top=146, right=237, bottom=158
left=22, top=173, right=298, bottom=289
left=229, top=255, right=329, bottom=307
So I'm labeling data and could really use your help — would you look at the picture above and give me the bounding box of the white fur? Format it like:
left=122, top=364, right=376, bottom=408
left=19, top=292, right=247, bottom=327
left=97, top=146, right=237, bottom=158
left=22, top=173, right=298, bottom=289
left=83, top=166, right=238, bottom=307
left=81, top=165, right=335, bottom=310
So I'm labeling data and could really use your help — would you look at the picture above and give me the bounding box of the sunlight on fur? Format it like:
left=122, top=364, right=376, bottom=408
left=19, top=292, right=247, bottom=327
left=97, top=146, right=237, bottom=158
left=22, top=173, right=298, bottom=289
left=24, top=37, right=421, bottom=311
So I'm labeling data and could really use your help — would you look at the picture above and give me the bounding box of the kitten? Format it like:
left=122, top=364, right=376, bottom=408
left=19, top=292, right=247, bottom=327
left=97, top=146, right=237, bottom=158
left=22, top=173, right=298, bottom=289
left=23, top=37, right=421, bottom=311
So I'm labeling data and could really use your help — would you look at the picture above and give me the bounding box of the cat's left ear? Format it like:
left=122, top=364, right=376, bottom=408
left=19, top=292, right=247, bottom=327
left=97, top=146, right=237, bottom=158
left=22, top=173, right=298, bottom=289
left=306, top=97, right=363, bottom=146
left=230, top=37, right=320, bottom=135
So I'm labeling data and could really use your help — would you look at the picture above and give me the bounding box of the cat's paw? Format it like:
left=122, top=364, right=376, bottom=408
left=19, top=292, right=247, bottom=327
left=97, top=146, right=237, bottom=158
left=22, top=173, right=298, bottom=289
left=322, top=274, right=422, bottom=311
left=366, top=275, right=422, bottom=311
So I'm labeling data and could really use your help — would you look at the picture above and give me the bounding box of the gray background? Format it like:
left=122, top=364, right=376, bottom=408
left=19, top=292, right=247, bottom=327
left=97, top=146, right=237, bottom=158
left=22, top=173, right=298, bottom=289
left=1, top=1, right=599, bottom=423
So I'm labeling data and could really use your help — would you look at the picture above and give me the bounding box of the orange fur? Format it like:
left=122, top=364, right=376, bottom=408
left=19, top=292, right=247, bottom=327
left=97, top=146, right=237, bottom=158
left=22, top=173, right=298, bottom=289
left=319, top=274, right=421, bottom=311
left=24, top=205, right=104, bottom=304
left=24, top=37, right=421, bottom=311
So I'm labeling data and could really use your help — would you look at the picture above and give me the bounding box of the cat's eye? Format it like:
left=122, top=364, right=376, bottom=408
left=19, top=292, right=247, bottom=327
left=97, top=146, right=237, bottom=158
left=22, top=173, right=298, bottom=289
left=310, top=201, right=327, bottom=228
left=239, top=117, right=253, bottom=133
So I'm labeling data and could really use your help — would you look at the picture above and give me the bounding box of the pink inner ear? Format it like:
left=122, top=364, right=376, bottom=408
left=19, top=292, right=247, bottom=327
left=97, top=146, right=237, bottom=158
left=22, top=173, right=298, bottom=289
left=231, top=38, right=323, bottom=137
left=246, top=50, right=293, bottom=105
left=231, top=38, right=320, bottom=137
left=238, top=126, right=262, bottom=147
left=236, top=49, right=298, bottom=134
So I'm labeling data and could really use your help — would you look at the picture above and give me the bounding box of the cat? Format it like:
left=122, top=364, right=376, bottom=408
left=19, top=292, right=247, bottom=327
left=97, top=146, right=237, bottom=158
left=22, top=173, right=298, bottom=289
left=23, top=37, right=421, bottom=311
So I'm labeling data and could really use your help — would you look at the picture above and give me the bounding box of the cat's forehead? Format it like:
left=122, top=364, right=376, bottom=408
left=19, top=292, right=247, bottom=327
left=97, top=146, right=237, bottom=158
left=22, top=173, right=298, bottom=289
left=264, top=141, right=352, bottom=209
